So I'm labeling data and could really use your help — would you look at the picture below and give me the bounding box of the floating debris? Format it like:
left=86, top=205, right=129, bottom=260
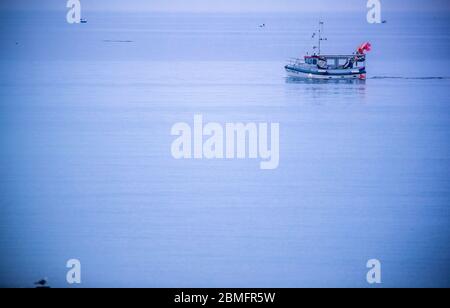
left=103, top=40, right=134, bottom=43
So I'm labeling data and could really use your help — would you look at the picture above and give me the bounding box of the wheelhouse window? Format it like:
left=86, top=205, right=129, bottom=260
left=338, top=59, right=347, bottom=66
left=327, top=58, right=336, bottom=67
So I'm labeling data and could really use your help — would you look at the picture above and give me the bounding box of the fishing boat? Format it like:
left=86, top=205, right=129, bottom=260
left=285, top=22, right=371, bottom=80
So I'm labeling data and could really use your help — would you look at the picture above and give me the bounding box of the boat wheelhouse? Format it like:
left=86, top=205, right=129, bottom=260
left=285, top=22, right=371, bottom=80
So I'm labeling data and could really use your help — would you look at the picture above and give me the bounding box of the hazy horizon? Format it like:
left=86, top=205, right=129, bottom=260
left=0, top=0, right=449, bottom=13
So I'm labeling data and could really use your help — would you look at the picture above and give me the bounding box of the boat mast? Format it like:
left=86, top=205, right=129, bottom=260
left=318, top=21, right=327, bottom=55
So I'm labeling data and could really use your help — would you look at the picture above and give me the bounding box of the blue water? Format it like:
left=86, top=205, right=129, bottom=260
left=0, top=10, right=449, bottom=287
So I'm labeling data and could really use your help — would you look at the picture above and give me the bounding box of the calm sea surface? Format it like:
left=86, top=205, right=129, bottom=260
left=0, top=11, right=449, bottom=287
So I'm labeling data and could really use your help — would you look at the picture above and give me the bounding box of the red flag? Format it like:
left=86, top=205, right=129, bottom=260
left=357, top=42, right=372, bottom=54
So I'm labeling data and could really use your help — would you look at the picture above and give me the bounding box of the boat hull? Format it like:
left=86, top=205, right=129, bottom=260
left=285, top=65, right=366, bottom=80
